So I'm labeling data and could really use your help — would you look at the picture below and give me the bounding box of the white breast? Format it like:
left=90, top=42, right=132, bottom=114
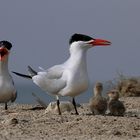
left=58, top=67, right=89, bottom=97
left=0, top=75, right=16, bottom=103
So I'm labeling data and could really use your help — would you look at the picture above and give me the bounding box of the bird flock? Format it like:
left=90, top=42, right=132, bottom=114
left=0, top=33, right=125, bottom=116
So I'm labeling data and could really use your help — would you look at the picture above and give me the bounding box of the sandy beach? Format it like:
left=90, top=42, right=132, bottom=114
left=0, top=97, right=139, bottom=140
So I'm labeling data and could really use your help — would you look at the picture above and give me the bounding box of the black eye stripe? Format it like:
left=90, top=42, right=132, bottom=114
left=69, top=33, right=93, bottom=45
left=0, top=41, right=12, bottom=50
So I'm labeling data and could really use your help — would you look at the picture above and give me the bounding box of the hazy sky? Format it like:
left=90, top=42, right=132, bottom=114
left=0, top=0, right=140, bottom=85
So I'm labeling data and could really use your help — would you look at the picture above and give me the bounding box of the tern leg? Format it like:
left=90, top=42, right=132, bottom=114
left=5, top=103, right=8, bottom=110
left=56, top=96, right=61, bottom=115
left=72, top=98, right=79, bottom=115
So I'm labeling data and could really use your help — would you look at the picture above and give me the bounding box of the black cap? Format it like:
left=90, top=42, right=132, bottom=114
left=69, top=33, right=93, bottom=45
left=0, top=41, right=12, bottom=50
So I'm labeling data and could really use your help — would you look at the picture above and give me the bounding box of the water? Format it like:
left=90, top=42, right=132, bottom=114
left=15, top=82, right=112, bottom=104
left=15, top=83, right=92, bottom=104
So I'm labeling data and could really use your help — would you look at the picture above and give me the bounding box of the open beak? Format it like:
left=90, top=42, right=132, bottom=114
left=89, top=39, right=111, bottom=46
left=0, top=47, right=9, bottom=61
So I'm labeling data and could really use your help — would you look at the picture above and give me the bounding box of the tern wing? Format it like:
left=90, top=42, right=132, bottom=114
left=45, top=65, right=64, bottom=79
left=33, top=65, right=66, bottom=94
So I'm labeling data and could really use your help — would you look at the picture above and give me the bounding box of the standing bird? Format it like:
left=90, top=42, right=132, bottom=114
left=107, top=89, right=125, bottom=116
left=13, top=33, right=111, bottom=115
left=89, top=82, right=107, bottom=115
left=0, top=41, right=17, bottom=110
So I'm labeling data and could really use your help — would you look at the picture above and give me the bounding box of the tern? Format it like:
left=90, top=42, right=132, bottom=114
left=13, top=33, right=111, bottom=115
left=0, top=41, right=17, bottom=110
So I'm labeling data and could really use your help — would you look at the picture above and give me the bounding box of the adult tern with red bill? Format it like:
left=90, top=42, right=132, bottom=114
left=13, top=33, right=111, bottom=115
left=0, top=41, right=17, bottom=110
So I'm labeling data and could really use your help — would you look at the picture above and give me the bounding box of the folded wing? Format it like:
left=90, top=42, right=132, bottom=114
left=33, top=65, right=66, bottom=94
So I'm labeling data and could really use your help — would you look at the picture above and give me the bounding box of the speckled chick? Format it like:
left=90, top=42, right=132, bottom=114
left=89, top=82, right=107, bottom=115
left=107, top=89, right=125, bottom=116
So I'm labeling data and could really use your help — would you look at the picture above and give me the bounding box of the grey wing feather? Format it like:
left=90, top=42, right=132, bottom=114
left=45, top=65, right=64, bottom=79
left=33, top=65, right=66, bottom=94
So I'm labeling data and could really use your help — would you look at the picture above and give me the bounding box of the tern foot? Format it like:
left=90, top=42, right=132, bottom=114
left=5, top=103, right=8, bottom=110
left=71, top=112, right=79, bottom=115
left=72, top=98, right=79, bottom=115
left=58, top=110, right=62, bottom=115
left=75, top=112, right=79, bottom=115
left=57, top=99, right=62, bottom=115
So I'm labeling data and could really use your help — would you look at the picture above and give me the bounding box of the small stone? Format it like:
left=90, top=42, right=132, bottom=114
left=113, top=130, right=121, bottom=136
left=4, top=118, right=18, bottom=125
left=9, top=118, right=18, bottom=125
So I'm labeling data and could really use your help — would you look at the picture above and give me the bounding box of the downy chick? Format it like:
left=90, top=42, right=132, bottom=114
left=107, top=89, right=125, bottom=116
left=89, top=82, right=107, bottom=115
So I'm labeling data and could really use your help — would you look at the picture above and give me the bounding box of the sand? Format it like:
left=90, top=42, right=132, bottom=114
left=0, top=97, right=140, bottom=140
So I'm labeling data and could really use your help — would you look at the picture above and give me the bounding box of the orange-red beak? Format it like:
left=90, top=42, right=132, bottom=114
left=0, top=48, right=9, bottom=61
left=89, top=39, right=111, bottom=46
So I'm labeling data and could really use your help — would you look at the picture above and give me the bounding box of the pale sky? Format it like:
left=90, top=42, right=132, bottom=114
left=0, top=0, right=140, bottom=84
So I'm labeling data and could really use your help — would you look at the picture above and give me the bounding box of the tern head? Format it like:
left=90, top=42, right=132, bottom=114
left=69, top=33, right=111, bottom=52
left=0, top=41, right=12, bottom=61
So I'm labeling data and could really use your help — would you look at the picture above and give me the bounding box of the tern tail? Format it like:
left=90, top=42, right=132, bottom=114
left=28, top=65, right=37, bottom=77
left=12, top=65, right=37, bottom=79
left=12, top=71, right=32, bottom=79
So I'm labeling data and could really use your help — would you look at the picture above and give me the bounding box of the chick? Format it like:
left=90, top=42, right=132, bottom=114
left=89, top=82, right=107, bottom=115
left=107, top=89, right=125, bottom=116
